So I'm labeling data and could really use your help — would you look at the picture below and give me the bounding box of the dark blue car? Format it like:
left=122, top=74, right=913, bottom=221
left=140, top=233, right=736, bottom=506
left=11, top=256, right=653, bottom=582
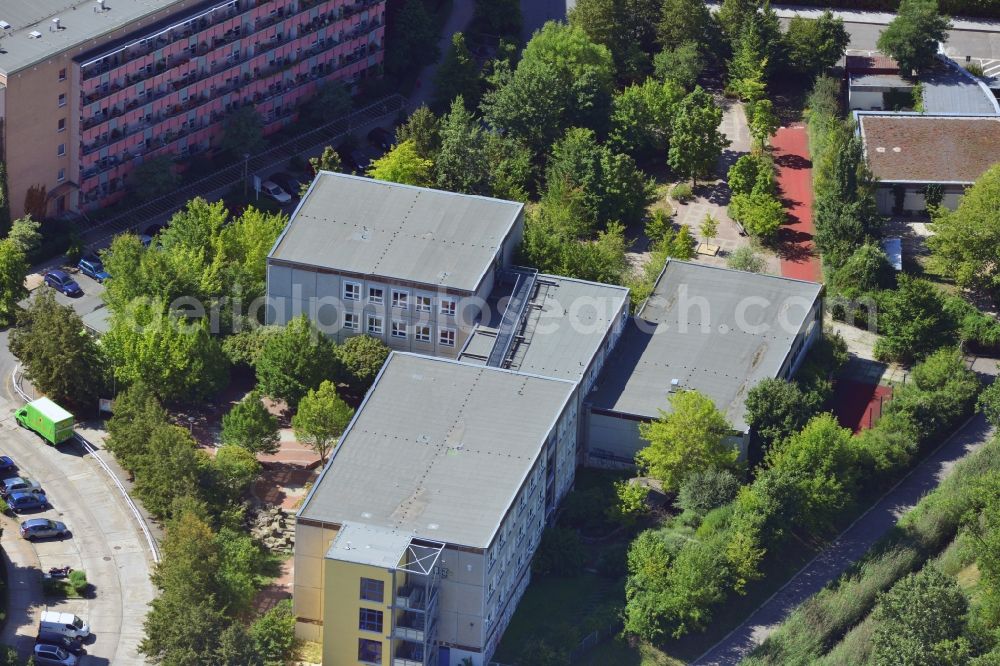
left=0, top=456, right=15, bottom=474
left=77, top=256, right=110, bottom=283
left=8, top=491, right=48, bottom=513
left=44, top=270, right=82, bottom=297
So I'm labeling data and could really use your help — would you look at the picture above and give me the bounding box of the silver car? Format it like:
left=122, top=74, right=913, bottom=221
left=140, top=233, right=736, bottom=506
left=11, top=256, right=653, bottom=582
left=33, top=643, right=78, bottom=665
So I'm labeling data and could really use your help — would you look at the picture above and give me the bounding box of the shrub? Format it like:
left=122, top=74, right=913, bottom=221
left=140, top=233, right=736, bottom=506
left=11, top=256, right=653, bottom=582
left=675, top=469, right=740, bottom=516
left=532, top=528, right=585, bottom=577
left=69, top=570, right=88, bottom=596
left=726, top=245, right=768, bottom=273
left=729, top=192, right=785, bottom=238
left=671, top=182, right=693, bottom=202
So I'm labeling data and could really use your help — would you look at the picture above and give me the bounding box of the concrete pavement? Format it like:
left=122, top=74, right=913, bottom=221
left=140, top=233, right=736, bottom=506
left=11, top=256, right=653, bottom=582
left=693, top=410, right=996, bottom=665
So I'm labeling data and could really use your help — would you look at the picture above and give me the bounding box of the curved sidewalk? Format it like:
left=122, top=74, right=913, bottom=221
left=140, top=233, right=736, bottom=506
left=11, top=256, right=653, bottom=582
left=693, top=412, right=994, bottom=665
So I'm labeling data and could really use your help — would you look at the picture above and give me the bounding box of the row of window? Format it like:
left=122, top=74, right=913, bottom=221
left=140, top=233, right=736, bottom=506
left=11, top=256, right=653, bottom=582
left=343, top=282, right=457, bottom=315
left=343, top=314, right=456, bottom=346
left=358, top=578, right=384, bottom=664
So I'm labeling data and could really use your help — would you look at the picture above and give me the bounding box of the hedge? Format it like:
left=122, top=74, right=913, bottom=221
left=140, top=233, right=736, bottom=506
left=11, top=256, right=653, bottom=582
left=788, top=0, right=1000, bottom=19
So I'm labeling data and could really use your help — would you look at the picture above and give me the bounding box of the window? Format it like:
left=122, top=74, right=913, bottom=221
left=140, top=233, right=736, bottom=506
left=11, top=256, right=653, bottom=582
left=416, top=295, right=432, bottom=312
left=58, top=68, right=66, bottom=82
left=360, top=578, right=384, bottom=602
left=391, top=289, right=408, bottom=309
left=440, top=298, right=456, bottom=316
left=368, top=287, right=383, bottom=304
left=57, top=169, right=65, bottom=182
left=343, top=281, right=361, bottom=301
left=57, top=143, right=65, bottom=157
left=57, top=118, right=65, bottom=133
left=415, top=325, right=431, bottom=343
left=367, top=315, right=383, bottom=335
left=391, top=321, right=406, bottom=339
left=344, top=313, right=359, bottom=330
left=58, top=93, right=66, bottom=107
left=358, top=608, right=383, bottom=633
left=358, top=638, right=382, bottom=664
left=439, top=329, right=456, bottom=347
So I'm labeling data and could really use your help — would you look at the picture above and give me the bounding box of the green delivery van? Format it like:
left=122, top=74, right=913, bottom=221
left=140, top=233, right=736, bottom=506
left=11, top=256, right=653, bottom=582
left=15, top=398, right=75, bottom=446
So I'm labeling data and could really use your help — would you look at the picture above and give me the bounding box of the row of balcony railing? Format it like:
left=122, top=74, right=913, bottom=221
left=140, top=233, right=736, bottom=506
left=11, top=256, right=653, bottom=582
left=82, top=17, right=378, bottom=130
left=81, top=0, right=381, bottom=81
left=82, top=42, right=378, bottom=157
left=81, top=4, right=379, bottom=110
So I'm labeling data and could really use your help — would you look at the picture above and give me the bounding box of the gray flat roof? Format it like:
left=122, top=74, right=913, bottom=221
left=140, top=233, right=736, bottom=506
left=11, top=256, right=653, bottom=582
left=850, top=73, right=911, bottom=89
left=0, top=0, right=184, bottom=75
left=921, top=65, right=1000, bottom=115
left=269, top=172, right=523, bottom=293
left=458, top=275, right=629, bottom=382
left=298, top=353, right=575, bottom=548
left=588, top=261, right=822, bottom=432
left=326, top=522, right=411, bottom=568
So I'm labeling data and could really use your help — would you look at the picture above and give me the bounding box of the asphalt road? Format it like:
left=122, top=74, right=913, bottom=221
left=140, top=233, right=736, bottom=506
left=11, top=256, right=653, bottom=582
left=788, top=18, right=1000, bottom=59
left=0, top=273, right=156, bottom=666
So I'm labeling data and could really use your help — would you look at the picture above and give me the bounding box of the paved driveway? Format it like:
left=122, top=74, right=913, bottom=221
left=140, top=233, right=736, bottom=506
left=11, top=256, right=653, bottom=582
left=693, top=411, right=996, bottom=665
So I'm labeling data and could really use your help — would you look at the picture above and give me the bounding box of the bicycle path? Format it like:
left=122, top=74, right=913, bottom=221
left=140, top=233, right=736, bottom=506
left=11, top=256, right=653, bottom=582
left=693, top=411, right=995, bottom=665
left=773, top=125, right=821, bottom=283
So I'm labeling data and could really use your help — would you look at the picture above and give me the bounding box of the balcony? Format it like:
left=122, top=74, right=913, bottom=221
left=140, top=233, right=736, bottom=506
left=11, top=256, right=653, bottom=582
left=394, top=584, right=438, bottom=612
left=393, top=612, right=434, bottom=644
left=393, top=643, right=425, bottom=666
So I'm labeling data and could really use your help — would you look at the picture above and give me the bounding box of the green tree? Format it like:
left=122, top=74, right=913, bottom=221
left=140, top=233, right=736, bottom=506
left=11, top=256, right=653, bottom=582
left=609, top=78, right=685, bottom=160
left=221, top=106, right=265, bottom=156
left=215, top=527, right=264, bottom=613
left=729, top=192, right=784, bottom=238
left=675, top=468, right=740, bottom=515
left=745, top=378, right=811, bottom=451
left=829, top=242, right=896, bottom=298
left=309, top=146, right=341, bottom=175
left=367, top=139, right=433, bottom=186
left=472, top=0, right=522, bottom=39
left=396, top=105, right=441, bottom=160
left=105, top=382, right=169, bottom=473
left=435, top=97, right=490, bottom=195
left=873, top=275, right=958, bottom=363
left=292, top=380, right=354, bottom=462
left=334, top=335, right=390, bottom=394
left=928, top=163, right=1000, bottom=297
left=726, top=244, right=768, bottom=273
left=637, top=389, right=740, bottom=492
left=481, top=22, right=615, bottom=156
left=700, top=213, right=718, bottom=244
left=131, top=155, right=179, bottom=201
left=727, top=15, right=769, bottom=103
left=132, top=425, right=210, bottom=518
left=384, top=0, right=439, bottom=76
left=532, top=527, right=585, bottom=576
left=653, top=42, right=705, bottom=91
left=0, top=239, right=27, bottom=326
left=255, top=315, right=338, bottom=408
left=216, top=624, right=261, bottom=666
left=569, top=0, right=662, bottom=80
left=877, top=0, right=952, bottom=75
left=978, top=381, right=1000, bottom=430
left=782, top=11, right=850, bottom=76
left=212, top=445, right=261, bottom=502
left=7, top=214, right=42, bottom=255
left=299, top=81, right=351, bottom=125
left=871, top=567, right=969, bottom=665
left=766, top=413, right=857, bottom=534
left=658, top=0, right=713, bottom=51
left=485, top=133, right=534, bottom=202
left=10, top=289, right=104, bottom=410
left=250, top=600, right=297, bottom=666
left=433, top=33, right=481, bottom=110
left=221, top=391, right=279, bottom=455
left=668, top=86, right=729, bottom=186
left=748, top=99, right=780, bottom=152
left=103, top=305, right=229, bottom=403
left=221, top=326, right=282, bottom=367
left=727, top=153, right=773, bottom=196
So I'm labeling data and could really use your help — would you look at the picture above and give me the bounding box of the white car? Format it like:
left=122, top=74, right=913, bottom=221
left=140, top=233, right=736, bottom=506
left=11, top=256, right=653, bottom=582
left=261, top=180, right=291, bottom=204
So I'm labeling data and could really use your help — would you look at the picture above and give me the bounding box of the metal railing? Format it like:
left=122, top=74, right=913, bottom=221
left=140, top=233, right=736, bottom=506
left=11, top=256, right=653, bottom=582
left=486, top=268, right=537, bottom=368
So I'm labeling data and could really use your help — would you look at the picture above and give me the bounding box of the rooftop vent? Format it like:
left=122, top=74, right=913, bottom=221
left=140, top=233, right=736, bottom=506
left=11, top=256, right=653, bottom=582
left=668, top=378, right=681, bottom=392
left=28, top=30, right=42, bottom=39
left=50, top=17, right=62, bottom=32
left=95, top=0, right=108, bottom=12
left=0, top=21, right=11, bottom=31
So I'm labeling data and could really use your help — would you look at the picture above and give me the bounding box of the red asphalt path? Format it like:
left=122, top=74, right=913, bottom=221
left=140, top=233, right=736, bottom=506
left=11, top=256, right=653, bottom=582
left=773, top=125, right=822, bottom=283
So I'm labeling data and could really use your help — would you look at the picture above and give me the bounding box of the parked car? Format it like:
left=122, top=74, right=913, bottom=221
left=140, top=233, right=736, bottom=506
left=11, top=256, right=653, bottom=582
left=269, top=172, right=303, bottom=199
left=261, top=180, right=292, bottom=204
left=32, top=643, right=78, bottom=666
left=337, top=146, right=369, bottom=174
left=1, top=476, right=42, bottom=497
left=19, top=518, right=69, bottom=541
left=39, top=611, right=89, bottom=639
left=77, top=255, right=110, bottom=282
left=8, top=491, right=48, bottom=513
left=36, top=631, right=84, bottom=656
left=138, top=234, right=153, bottom=248
left=0, top=456, right=15, bottom=473
left=44, top=270, right=82, bottom=297
left=367, top=126, right=395, bottom=152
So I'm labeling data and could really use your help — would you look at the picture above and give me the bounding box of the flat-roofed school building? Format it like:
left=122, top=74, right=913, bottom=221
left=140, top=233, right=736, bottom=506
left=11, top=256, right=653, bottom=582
left=266, top=172, right=525, bottom=358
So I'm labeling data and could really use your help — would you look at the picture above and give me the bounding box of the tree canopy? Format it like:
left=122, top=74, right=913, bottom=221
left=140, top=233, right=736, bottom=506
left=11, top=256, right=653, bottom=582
left=0, top=239, right=27, bottom=326
left=292, top=380, right=354, bottom=463
left=255, top=315, right=339, bottom=408
left=220, top=391, right=280, bottom=455
left=668, top=87, right=729, bottom=185
left=433, top=33, right=481, bottom=111
left=877, top=0, right=952, bottom=75
left=367, top=140, right=434, bottom=186
left=782, top=11, right=849, bottom=77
